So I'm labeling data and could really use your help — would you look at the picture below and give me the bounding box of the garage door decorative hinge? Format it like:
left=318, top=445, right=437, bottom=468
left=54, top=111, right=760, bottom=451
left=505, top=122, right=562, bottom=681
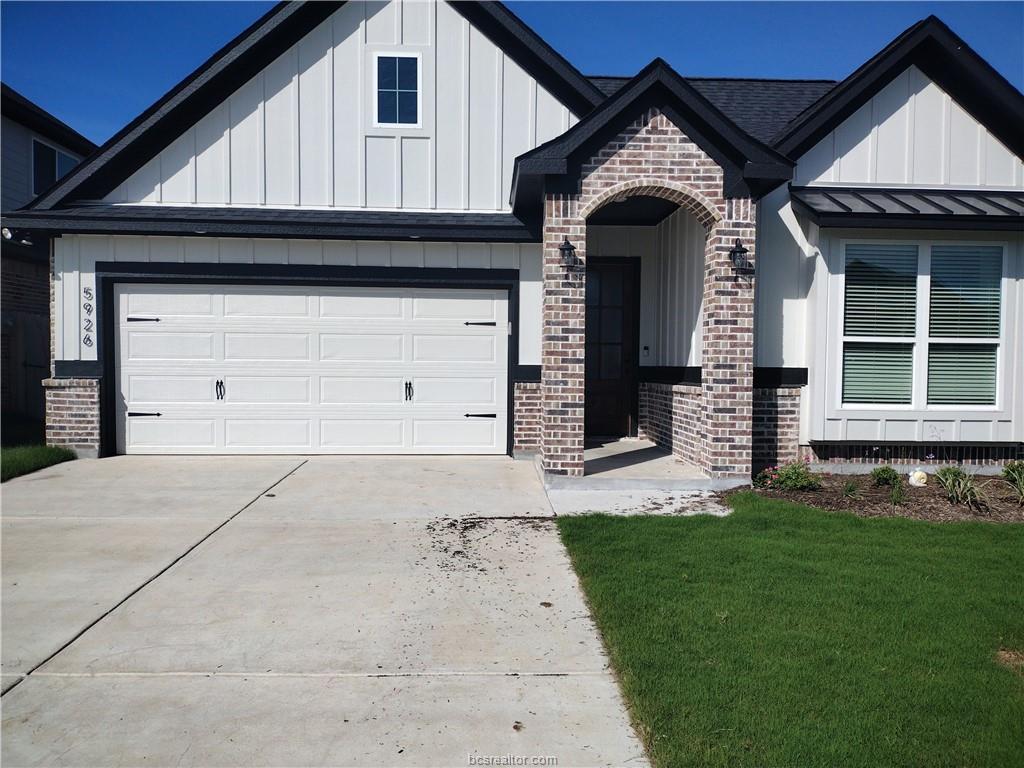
left=127, top=412, right=162, bottom=417
left=463, top=321, right=496, bottom=326
left=464, top=413, right=496, bottom=418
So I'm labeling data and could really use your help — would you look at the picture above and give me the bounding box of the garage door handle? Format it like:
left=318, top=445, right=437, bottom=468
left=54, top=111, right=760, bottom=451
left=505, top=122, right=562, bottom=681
left=464, top=413, right=496, bottom=418
left=126, top=317, right=161, bottom=322
left=216, top=380, right=225, bottom=400
left=405, top=381, right=414, bottom=401
left=127, top=412, right=162, bottom=417
left=463, top=321, right=496, bottom=326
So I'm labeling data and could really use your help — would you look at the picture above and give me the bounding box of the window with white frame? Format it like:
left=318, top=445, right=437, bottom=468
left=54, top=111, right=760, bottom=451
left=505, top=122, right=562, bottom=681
left=375, top=55, right=418, bottom=125
left=840, top=241, right=1004, bottom=408
left=32, top=139, right=78, bottom=195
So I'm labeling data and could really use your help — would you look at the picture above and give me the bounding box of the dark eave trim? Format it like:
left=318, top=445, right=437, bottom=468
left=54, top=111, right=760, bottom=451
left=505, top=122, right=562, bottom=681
left=28, top=2, right=344, bottom=211
left=0, top=208, right=540, bottom=243
left=774, top=16, right=1024, bottom=160
left=1, top=84, right=97, bottom=157
left=448, top=2, right=605, bottom=117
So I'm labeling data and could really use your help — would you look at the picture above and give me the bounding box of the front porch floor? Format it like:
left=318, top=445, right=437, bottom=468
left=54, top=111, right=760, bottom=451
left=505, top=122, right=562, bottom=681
left=542, top=438, right=748, bottom=491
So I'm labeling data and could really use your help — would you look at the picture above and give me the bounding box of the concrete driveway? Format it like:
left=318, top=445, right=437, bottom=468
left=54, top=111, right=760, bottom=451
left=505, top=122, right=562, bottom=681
left=1, top=456, right=647, bottom=767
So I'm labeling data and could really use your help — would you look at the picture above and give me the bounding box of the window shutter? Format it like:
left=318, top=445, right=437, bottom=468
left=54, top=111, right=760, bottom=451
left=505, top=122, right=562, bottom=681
left=927, top=344, right=997, bottom=405
left=929, top=246, right=1002, bottom=338
left=842, top=343, right=914, bottom=404
left=844, top=244, right=918, bottom=337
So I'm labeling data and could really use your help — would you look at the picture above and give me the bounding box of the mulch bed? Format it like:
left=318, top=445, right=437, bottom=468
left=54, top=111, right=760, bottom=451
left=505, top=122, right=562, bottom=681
left=738, top=473, right=1024, bottom=524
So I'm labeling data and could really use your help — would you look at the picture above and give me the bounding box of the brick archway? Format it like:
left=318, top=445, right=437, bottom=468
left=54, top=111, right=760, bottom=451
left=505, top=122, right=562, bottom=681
left=578, top=178, right=723, bottom=232
left=539, top=107, right=757, bottom=480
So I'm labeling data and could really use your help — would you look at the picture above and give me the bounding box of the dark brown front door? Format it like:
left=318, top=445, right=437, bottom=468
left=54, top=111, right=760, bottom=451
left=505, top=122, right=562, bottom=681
left=585, top=258, right=640, bottom=438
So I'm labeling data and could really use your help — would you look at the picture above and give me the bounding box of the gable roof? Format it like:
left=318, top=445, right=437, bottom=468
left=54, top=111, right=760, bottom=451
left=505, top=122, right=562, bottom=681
left=24, top=1, right=605, bottom=212
left=588, top=76, right=837, bottom=144
left=1, top=83, right=96, bottom=157
left=773, top=15, right=1024, bottom=159
left=512, top=58, right=795, bottom=212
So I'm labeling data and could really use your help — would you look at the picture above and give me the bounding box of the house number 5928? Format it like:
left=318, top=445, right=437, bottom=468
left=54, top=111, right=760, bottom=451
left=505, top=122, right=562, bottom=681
left=82, top=287, right=95, bottom=347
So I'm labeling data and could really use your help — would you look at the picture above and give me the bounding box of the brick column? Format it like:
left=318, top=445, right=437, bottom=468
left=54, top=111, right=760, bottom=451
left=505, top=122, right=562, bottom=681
left=701, top=198, right=756, bottom=477
left=541, top=193, right=587, bottom=476
left=44, top=377, right=101, bottom=458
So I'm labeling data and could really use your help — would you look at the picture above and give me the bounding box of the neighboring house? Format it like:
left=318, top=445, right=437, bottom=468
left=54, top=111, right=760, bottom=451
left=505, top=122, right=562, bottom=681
left=2, top=1, right=1021, bottom=477
left=1, top=83, right=95, bottom=435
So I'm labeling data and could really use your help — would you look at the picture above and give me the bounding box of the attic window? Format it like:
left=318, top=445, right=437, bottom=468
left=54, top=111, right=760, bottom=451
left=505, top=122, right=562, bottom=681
left=376, top=55, right=419, bottom=126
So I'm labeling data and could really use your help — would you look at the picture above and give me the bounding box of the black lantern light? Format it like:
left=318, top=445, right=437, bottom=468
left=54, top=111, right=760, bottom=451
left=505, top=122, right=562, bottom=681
left=558, top=237, right=578, bottom=270
left=729, top=238, right=750, bottom=271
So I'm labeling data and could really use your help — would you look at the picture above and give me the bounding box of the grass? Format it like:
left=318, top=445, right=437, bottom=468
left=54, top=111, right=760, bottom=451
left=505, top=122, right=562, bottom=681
left=1, top=444, right=75, bottom=482
left=558, top=493, right=1024, bottom=768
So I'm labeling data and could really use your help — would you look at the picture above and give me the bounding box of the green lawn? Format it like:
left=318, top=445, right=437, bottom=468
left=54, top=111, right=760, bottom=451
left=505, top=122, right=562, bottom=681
left=558, top=493, right=1024, bottom=768
left=1, top=445, right=75, bottom=482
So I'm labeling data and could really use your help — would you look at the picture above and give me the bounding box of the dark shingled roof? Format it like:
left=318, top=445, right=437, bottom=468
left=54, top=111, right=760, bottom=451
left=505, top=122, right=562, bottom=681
left=588, top=75, right=837, bottom=144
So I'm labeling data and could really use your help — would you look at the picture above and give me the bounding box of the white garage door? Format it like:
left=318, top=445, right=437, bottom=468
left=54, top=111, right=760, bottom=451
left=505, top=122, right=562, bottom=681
left=115, top=283, right=509, bottom=454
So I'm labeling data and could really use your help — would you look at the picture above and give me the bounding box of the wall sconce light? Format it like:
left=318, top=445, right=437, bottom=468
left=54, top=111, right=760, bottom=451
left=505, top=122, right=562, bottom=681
left=558, top=237, right=578, bottom=271
left=729, top=238, right=752, bottom=274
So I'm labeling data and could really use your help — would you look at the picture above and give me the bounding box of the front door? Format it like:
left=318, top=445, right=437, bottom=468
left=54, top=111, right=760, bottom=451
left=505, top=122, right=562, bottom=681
left=585, top=258, right=640, bottom=438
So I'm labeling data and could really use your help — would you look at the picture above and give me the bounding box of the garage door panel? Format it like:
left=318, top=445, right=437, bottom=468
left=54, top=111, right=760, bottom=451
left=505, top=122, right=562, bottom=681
left=413, top=418, right=500, bottom=450
left=116, top=284, right=508, bottom=454
left=125, top=289, right=215, bottom=319
left=413, top=377, right=496, bottom=405
left=320, top=419, right=405, bottom=448
left=320, top=334, right=404, bottom=362
left=413, top=334, right=496, bottom=363
left=319, top=293, right=404, bottom=319
left=225, top=419, right=311, bottom=448
left=128, top=418, right=216, bottom=449
left=224, top=333, right=311, bottom=361
left=127, top=332, right=215, bottom=361
left=128, top=376, right=216, bottom=404
left=223, top=292, right=311, bottom=318
left=224, top=377, right=311, bottom=404
left=321, top=377, right=405, bottom=405
left=411, top=290, right=499, bottom=323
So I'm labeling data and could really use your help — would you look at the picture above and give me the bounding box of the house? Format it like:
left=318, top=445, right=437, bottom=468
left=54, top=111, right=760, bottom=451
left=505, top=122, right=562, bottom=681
left=2, top=1, right=1021, bottom=478
left=1, top=83, right=95, bottom=435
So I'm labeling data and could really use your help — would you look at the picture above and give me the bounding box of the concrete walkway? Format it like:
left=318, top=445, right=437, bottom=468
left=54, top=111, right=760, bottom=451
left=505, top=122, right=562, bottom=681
left=1, top=456, right=648, bottom=767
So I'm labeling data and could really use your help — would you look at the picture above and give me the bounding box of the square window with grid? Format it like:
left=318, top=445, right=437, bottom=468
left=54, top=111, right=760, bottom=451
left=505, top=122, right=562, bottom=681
left=376, top=56, right=417, bottom=125
left=840, top=242, right=1003, bottom=408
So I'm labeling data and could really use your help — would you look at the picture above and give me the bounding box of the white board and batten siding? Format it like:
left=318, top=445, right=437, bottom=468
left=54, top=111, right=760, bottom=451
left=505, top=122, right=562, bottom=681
left=116, top=283, right=508, bottom=454
left=104, top=0, right=577, bottom=212
left=53, top=235, right=542, bottom=367
left=795, top=66, right=1023, bottom=188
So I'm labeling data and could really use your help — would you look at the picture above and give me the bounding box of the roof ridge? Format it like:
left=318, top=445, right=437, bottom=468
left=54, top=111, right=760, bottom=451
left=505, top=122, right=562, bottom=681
left=588, top=74, right=839, bottom=84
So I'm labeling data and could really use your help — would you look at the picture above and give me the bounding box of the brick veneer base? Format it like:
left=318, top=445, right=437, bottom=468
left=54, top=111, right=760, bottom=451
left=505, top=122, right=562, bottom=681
left=638, top=382, right=704, bottom=467
left=752, top=387, right=802, bottom=471
left=513, top=381, right=542, bottom=455
left=800, top=443, right=1023, bottom=467
left=43, top=378, right=100, bottom=458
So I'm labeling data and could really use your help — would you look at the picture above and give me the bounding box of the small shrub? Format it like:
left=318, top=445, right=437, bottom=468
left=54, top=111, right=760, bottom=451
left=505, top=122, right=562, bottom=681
left=754, top=459, right=822, bottom=491
left=871, top=466, right=901, bottom=487
left=935, top=466, right=985, bottom=508
left=1002, top=460, right=1024, bottom=507
left=840, top=479, right=861, bottom=499
left=889, top=478, right=908, bottom=507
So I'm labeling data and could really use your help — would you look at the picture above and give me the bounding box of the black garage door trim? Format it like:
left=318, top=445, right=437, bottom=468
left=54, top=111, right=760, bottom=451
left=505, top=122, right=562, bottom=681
left=92, top=262, right=521, bottom=458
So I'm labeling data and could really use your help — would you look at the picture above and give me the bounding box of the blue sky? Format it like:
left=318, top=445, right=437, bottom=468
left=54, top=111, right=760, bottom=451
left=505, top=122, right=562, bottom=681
left=2, top=1, right=1021, bottom=145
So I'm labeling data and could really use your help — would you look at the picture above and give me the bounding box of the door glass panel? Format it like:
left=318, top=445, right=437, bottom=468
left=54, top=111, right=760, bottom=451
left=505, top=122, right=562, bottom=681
left=601, top=308, right=623, bottom=343
left=600, top=344, right=621, bottom=379
left=602, top=270, right=623, bottom=306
